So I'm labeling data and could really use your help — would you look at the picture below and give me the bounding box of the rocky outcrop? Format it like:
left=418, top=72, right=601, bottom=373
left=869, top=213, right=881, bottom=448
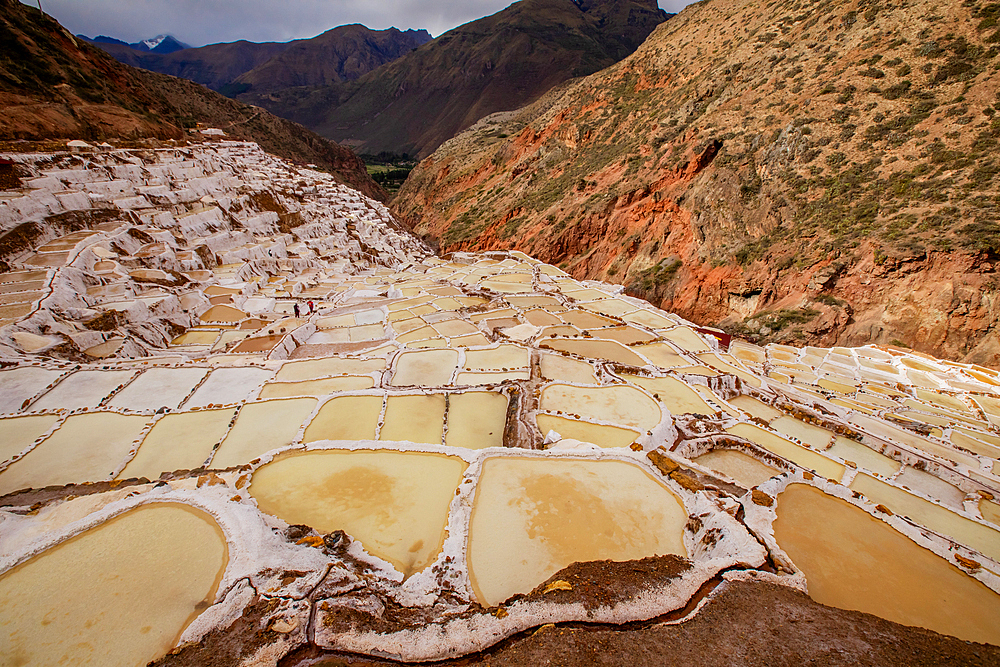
left=394, top=0, right=1000, bottom=366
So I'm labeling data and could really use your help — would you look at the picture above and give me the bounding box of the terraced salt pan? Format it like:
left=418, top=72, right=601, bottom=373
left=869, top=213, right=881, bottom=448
left=463, top=344, right=529, bottom=370
left=849, top=413, right=980, bottom=469
left=445, top=392, right=508, bottom=449
left=624, top=375, right=715, bottom=416
left=540, top=383, right=661, bottom=431
left=694, top=449, right=781, bottom=488
left=0, top=414, right=60, bottom=464
left=540, top=338, right=647, bottom=367
left=119, top=408, right=238, bottom=480
left=0, top=412, right=149, bottom=495
left=251, top=449, right=466, bottom=576
left=769, top=416, right=834, bottom=449
left=107, top=367, right=209, bottom=411
left=380, top=394, right=446, bottom=444
left=0, top=504, right=227, bottom=666
left=304, top=395, right=383, bottom=442
left=259, top=376, right=374, bottom=398
left=391, top=349, right=458, bottom=386
left=468, top=456, right=688, bottom=606
left=849, top=473, right=1000, bottom=563
left=727, top=423, right=845, bottom=482
left=210, top=398, right=317, bottom=469
left=275, top=357, right=385, bottom=382
left=0, top=366, right=65, bottom=413
left=536, top=414, right=639, bottom=448
left=774, top=484, right=1000, bottom=645
left=539, top=353, right=598, bottom=384
left=826, top=437, right=901, bottom=478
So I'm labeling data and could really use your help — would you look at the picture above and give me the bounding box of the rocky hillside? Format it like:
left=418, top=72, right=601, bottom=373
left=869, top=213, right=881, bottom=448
left=0, top=0, right=383, bottom=199
left=394, top=0, right=1000, bottom=365
left=92, top=25, right=431, bottom=95
left=239, top=0, right=669, bottom=157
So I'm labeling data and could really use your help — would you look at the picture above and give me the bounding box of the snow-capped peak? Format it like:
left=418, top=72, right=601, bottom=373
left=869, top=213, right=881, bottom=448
left=141, top=35, right=168, bottom=50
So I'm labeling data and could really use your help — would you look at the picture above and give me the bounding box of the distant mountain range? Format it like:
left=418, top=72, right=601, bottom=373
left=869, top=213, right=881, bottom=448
left=81, top=0, right=668, bottom=158
left=236, top=0, right=670, bottom=157
left=0, top=0, right=384, bottom=199
left=87, top=26, right=432, bottom=95
left=82, top=33, right=191, bottom=54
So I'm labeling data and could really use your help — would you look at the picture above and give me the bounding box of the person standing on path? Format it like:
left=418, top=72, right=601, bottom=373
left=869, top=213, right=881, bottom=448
left=293, top=302, right=300, bottom=318
left=308, top=300, right=315, bottom=315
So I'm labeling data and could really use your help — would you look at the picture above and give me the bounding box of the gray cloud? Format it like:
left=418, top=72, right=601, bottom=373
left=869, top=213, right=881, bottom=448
left=29, top=0, right=693, bottom=47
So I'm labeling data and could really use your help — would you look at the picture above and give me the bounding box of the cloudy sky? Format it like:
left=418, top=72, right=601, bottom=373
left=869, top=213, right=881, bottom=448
left=29, top=0, right=693, bottom=47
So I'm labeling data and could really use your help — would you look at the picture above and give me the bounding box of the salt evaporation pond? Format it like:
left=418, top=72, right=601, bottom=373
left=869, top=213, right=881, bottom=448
left=467, top=457, right=688, bottom=606
left=693, top=448, right=780, bottom=488
left=250, top=449, right=466, bottom=576
left=0, top=504, right=227, bottom=666
left=774, top=484, right=1000, bottom=645
left=0, top=412, right=148, bottom=495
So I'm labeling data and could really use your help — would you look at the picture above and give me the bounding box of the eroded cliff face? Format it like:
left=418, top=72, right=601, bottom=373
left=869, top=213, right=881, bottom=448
left=394, top=0, right=1000, bottom=366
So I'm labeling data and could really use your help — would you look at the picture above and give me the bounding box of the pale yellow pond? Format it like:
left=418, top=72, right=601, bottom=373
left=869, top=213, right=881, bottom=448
left=468, top=457, right=687, bottom=607
left=694, top=449, right=781, bottom=488
left=774, top=484, right=1000, bottom=646
left=251, top=449, right=467, bottom=576
left=0, top=504, right=227, bottom=666
left=536, top=414, right=639, bottom=448
left=0, top=412, right=148, bottom=495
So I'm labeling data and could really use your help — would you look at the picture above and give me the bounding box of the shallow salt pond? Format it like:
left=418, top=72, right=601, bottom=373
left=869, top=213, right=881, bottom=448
left=184, top=367, right=274, bottom=407
left=539, top=353, right=598, bottom=384
left=773, top=484, right=1000, bottom=645
left=276, top=357, right=385, bottom=382
left=540, top=383, right=661, bottom=431
left=29, top=369, right=135, bottom=411
left=0, top=366, right=65, bottom=413
left=0, top=412, right=148, bottom=495
left=536, top=414, right=638, bottom=448
left=119, top=408, right=238, bottom=480
left=825, top=437, right=901, bottom=478
left=210, top=398, right=317, bottom=469
left=467, top=456, right=688, bottom=606
left=260, top=376, right=374, bottom=398
left=107, top=367, right=208, bottom=411
left=391, top=349, right=458, bottom=386
left=693, top=449, right=781, bottom=488
left=251, top=449, right=466, bottom=576
left=849, top=473, right=1000, bottom=563
left=0, top=414, right=60, bottom=464
left=463, top=344, right=530, bottom=371
left=380, top=394, right=446, bottom=444
left=445, top=392, right=508, bottom=449
left=726, top=423, right=845, bottom=482
left=624, top=374, right=715, bottom=416
left=539, top=338, right=647, bottom=366
left=0, top=503, right=228, bottom=666
left=304, top=395, right=383, bottom=442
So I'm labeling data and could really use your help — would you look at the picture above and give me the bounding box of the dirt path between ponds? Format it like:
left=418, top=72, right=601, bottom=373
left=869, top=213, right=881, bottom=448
left=297, top=579, right=1000, bottom=667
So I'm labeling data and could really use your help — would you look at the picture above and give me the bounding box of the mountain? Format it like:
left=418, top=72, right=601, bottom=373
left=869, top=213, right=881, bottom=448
left=87, top=26, right=431, bottom=95
left=83, top=33, right=191, bottom=53
left=234, top=0, right=670, bottom=157
left=393, top=0, right=1000, bottom=365
left=230, top=25, right=432, bottom=95
left=0, top=0, right=383, bottom=199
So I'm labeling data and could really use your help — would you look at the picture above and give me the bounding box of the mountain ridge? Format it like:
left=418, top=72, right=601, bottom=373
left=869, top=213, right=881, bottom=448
left=87, top=25, right=431, bottom=95
left=234, top=0, right=670, bottom=157
left=393, top=0, right=1000, bottom=365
